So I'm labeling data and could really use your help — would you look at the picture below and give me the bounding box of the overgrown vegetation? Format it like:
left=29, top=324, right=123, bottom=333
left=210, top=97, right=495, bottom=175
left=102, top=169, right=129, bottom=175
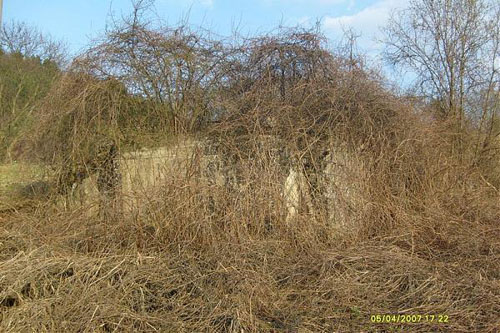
left=0, top=0, right=499, bottom=332
left=0, top=20, right=65, bottom=161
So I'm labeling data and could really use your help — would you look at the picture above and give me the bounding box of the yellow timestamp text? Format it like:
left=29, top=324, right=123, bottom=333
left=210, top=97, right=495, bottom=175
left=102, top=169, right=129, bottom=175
left=370, top=314, right=449, bottom=324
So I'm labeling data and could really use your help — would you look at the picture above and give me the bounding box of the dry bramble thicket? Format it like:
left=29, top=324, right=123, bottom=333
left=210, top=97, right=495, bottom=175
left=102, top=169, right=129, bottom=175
left=1, top=2, right=500, bottom=332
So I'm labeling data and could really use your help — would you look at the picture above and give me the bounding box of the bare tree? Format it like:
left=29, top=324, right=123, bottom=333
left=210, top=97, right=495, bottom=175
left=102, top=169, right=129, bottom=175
left=0, top=20, right=68, bottom=66
left=383, top=0, right=500, bottom=137
left=75, top=1, right=226, bottom=134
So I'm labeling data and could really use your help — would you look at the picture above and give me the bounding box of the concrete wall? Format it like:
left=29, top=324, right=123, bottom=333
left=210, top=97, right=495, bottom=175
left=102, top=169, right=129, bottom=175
left=78, top=139, right=367, bottom=226
left=283, top=147, right=367, bottom=226
left=78, top=139, right=226, bottom=211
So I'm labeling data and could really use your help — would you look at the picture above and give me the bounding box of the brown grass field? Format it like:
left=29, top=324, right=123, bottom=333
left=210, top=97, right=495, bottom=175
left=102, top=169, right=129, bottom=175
left=1, top=125, right=499, bottom=332
left=1, top=19, right=499, bottom=332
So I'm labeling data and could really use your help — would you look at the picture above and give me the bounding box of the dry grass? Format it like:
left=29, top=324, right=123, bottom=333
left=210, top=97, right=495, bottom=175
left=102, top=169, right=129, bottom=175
left=1, top=129, right=499, bottom=332
left=0, top=163, right=52, bottom=212
left=1, top=24, right=499, bottom=332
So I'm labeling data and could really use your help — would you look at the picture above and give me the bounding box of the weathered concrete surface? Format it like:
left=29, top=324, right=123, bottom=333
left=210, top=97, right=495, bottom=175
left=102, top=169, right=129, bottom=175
left=80, top=139, right=207, bottom=209
left=78, top=139, right=367, bottom=226
left=323, top=148, right=367, bottom=226
left=283, top=167, right=301, bottom=221
left=120, top=143, right=200, bottom=194
left=283, top=147, right=367, bottom=226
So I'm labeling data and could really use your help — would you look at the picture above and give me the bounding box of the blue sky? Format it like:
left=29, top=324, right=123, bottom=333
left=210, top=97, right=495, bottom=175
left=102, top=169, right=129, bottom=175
left=2, top=0, right=409, bottom=57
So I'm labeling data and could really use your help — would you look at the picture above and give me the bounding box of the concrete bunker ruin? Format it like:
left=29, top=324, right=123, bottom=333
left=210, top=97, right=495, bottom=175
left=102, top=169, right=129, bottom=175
left=68, top=136, right=367, bottom=227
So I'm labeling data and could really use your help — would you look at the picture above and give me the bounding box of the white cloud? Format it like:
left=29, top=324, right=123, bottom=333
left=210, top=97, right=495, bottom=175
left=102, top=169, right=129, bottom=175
left=323, top=0, right=409, bottom=53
